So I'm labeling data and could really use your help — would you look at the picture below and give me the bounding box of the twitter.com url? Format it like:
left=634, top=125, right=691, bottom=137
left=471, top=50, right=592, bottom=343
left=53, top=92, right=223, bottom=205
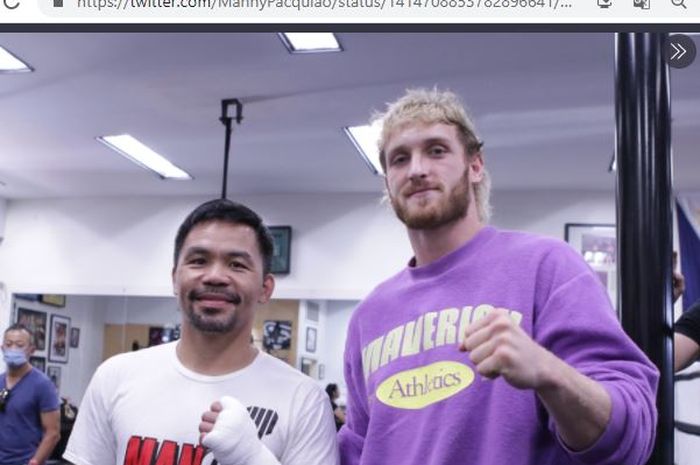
left=75, top=0, right=568, bottom=13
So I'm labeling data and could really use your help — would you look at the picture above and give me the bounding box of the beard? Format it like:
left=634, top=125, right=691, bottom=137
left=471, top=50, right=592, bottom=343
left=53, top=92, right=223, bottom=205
left=391, top=169, right=471, bottom=230
left=183, top=288, right=243, bottom=333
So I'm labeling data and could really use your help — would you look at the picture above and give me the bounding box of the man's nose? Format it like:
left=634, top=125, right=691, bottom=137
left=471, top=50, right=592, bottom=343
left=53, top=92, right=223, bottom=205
left=202, top=262, right=230, bottom=284
left=408, top=154, right=428, bottom=180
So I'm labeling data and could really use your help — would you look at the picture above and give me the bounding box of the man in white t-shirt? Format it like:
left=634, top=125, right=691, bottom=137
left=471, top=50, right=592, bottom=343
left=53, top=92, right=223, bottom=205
left=64, top=199, right=339, bottom=465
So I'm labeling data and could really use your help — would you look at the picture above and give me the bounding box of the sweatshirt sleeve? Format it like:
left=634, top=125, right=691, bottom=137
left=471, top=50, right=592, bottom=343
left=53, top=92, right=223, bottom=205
left=338, top=312, right=369, bottom=465
left=534, top=243, right=659, bottom=465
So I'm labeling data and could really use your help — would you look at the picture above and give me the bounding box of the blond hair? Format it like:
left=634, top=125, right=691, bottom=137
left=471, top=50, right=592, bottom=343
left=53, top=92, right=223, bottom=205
left=374, top=88, right=491, bottom=222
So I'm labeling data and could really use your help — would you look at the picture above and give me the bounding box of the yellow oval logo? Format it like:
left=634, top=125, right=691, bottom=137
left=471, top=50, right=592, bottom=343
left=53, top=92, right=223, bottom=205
left=376, top=361, right=474, bottom=409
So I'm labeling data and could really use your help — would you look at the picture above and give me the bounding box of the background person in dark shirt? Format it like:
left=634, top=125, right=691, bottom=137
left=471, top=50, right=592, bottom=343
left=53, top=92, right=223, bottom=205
left=1, top=324, right=60, bottom=465
left=671, top=253, right=700, bottom=372
left=325, top=383, right=345, bottom=431
left=675, top=300, right=700, bottom=372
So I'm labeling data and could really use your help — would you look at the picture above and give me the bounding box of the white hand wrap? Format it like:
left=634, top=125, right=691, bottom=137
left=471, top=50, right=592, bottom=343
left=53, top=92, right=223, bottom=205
left=202, top=396, right=281, bottom=465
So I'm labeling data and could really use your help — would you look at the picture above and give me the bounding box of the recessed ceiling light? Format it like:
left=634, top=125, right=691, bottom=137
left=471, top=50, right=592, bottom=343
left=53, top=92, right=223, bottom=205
left=98, top=134, right=192, bottom=180
left=344, top=121, right=383, bottom=176
left=0, top=46, right=33, bottom=73
left=278, top=33, right=342, bottom=54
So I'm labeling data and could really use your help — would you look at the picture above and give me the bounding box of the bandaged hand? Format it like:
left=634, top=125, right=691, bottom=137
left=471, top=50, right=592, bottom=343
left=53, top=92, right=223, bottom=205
left=199, top=396, right=280, bottom=465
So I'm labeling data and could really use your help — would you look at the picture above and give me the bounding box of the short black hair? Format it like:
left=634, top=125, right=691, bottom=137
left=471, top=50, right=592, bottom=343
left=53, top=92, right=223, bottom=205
left=173, top=199, right=274, bottom=275
left=4, top=323, right=34, bottom=345
left=325, top=383, right=338, bottom=398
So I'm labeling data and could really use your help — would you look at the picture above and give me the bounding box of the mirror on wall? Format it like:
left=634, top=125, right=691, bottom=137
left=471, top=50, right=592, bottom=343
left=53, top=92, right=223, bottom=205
left=9, top=293, right=185, bottom=407
left=6, top=293, right=357, bottom=408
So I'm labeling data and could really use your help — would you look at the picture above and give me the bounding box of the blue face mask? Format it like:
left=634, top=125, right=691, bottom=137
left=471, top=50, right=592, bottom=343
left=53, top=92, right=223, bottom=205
left=2, top=348, right=28, bottom=368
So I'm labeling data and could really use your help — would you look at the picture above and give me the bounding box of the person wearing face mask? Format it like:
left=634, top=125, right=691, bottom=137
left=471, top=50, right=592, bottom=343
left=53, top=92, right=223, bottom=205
left=1, top=324, right=60, bottom=465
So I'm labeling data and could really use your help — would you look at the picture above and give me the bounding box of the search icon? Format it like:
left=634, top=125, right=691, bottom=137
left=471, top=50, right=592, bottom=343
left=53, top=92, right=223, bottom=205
left=671, top=0, right=687, bottom=8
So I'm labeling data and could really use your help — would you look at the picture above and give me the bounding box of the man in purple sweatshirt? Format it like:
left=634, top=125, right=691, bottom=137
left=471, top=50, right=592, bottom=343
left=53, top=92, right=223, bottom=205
left=338, top=89, right=659, bottom=465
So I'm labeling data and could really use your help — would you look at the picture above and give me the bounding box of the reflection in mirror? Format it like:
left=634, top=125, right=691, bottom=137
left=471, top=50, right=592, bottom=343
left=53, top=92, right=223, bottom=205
left=8, top=293, right=357, bottom=409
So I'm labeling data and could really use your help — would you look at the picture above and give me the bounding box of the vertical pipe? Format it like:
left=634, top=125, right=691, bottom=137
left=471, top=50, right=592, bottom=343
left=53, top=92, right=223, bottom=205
left=615, top=33, right=673, bottom=465
left=221, top=121, right=232, bottom=200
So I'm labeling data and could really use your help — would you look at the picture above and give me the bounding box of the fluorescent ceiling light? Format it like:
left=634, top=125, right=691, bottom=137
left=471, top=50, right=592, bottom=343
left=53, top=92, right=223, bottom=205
left=344, top=121, right=383, bottom=176
left=98, top=134, right=192, bottom=180
left=279, top=33, right=342, bottom=53
left=0, top=46, right=33, bottom=73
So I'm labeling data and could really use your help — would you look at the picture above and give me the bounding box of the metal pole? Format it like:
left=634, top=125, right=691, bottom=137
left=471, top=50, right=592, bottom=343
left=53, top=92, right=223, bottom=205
left=615, top=33, right=674, bottom=465
left=219, top=99, right=244, bottom=200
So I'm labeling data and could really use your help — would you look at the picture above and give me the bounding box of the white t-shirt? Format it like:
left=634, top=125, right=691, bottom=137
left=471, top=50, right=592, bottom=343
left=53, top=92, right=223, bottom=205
left=64, top=342, right=339, bottom=465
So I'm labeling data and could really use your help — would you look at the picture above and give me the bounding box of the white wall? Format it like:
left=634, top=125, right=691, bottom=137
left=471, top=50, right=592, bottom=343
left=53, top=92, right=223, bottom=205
left=0, top=190, right=616, bottom=305
left=0, top=193, right=409, bottom=306
left=102, top=295, right=181, bottom=326
left=323, top=300, right=357, bottom=405
left=295, top=299, right=357, bottom=405
left=63, top=295, right=108, bottom=405
left=296, top=300, right=326, bottom=379
left=0, top=198, right=6, bottom=244
left=491, top=190, right=615, bottom=236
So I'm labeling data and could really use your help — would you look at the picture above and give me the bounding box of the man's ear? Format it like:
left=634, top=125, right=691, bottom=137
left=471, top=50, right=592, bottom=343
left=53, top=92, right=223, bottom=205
left=259, top=274, right=275, bottom=304
left=468, top=152, right=485, bottom=183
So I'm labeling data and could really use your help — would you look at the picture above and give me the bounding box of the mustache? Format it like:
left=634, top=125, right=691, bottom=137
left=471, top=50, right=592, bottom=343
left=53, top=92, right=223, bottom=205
left=188, top=287, right=242, bottom=305
left=403, top=180, right=441, bottom=196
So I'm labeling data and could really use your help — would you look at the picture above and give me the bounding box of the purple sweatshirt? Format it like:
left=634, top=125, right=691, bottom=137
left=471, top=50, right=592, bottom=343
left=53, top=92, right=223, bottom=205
left=339, top=226, right=658, bottom=465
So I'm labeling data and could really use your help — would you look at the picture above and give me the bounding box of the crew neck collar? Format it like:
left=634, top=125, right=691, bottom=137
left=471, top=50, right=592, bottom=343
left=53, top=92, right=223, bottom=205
left=407, top=226, right=497, bottom=279
left=172, top=341, right=262, bottom=382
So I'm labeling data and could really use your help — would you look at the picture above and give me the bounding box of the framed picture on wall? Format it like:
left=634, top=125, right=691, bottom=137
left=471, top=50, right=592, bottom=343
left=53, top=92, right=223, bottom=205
left=29, top=356, right=46, bottom=373
left=269, top=226, right=292, bottom=275
left=47, top=366, right=61, bottom=390
left=300, top=357, right=316, bottom=377
left=15, top=307, right=47, bottom=351
left=306, top=327, right=317, bottom=353
left=70, top=327, right=80, bottom=349
left=263, top=320, right=292, bottom=351
left=40, top=294, right=66, bottom=308
left=48, top=314, right=70, bottom=363
left=564, top=223, right=618, bottom=311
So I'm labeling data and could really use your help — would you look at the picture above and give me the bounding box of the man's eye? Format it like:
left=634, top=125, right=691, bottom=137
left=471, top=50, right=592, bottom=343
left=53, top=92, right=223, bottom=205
left=428, top=146, right=446, bottom=156
left=390, top=154, right=408, bottom=166
left=230, top=261, right=248, bottom=270
left=187, top=257, right=206, bottom=265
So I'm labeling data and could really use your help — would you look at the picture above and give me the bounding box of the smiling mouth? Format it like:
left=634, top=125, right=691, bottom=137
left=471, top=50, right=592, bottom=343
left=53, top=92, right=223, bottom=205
left=189, top=290, right=242, bottom=306
left=197, top=297, right=231, bottom=306
left=406, top=187, right=438, bottom=198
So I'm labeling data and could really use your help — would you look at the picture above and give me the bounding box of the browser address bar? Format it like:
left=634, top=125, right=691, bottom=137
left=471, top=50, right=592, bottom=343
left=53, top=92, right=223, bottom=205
left=1, top=0, right=697, bottom=22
